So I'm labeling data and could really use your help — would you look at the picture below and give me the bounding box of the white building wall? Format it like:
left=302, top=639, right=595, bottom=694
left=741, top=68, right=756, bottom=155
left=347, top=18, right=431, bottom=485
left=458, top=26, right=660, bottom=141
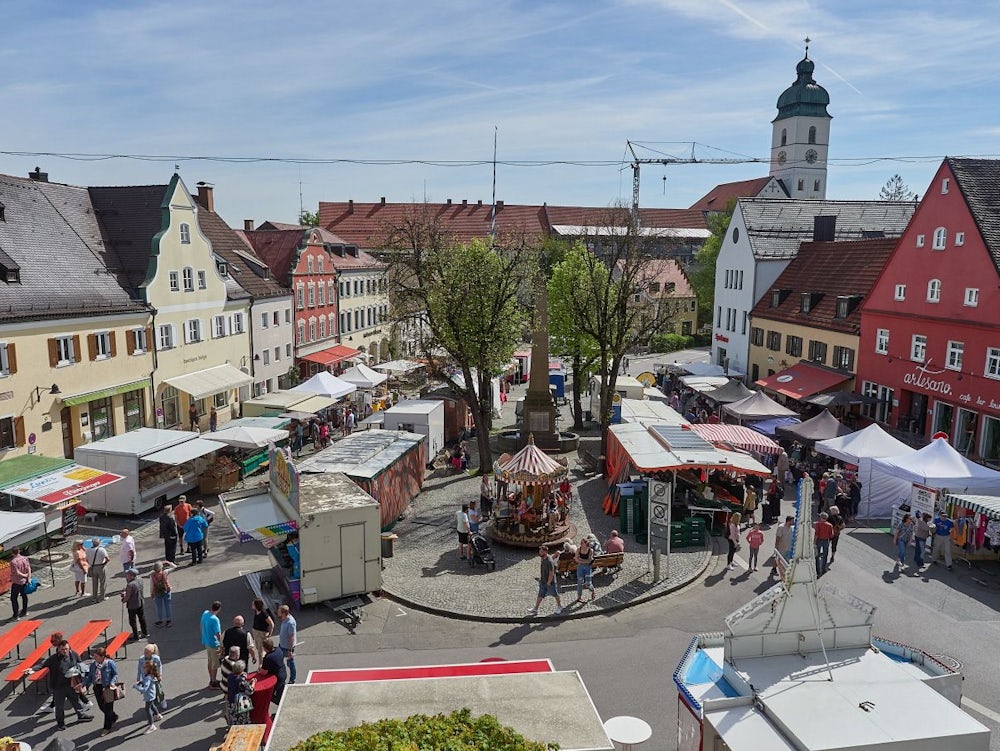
left=248, top=295, right=294, bottom=395
left=711, top=208, right=755, bottom=376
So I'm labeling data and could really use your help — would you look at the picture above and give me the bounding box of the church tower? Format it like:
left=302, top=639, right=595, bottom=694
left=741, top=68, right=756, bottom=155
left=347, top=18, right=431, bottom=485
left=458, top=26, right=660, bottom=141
left=770, top=42, right=832, bottom=199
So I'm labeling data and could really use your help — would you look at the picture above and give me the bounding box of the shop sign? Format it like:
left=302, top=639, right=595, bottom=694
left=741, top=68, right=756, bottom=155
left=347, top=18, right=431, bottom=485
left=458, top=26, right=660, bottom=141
left=270, top=445, right=300, bottom=512
left=910, top=483, right=937, bottom=518
left=714, top=333, right=729, bottom=343
left=902, top=365, right=953, bottom=396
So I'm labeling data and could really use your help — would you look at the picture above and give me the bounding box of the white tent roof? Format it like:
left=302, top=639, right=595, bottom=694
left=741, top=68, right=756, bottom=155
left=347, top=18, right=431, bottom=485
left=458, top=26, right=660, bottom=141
left=723, top=391, right=798, bottom=421
left=291, top=372, right=357, bottom=400
left=0, top=510, right=45, bottom=540
left=870, top=438, right=1000, bottom=495
left=373, top=359, right=423, bottom=374
left=338, top=363, right=388, bottom=389
left=205, top=426, right=289, bottom=450
left=815, top=423, right=916, bottom=465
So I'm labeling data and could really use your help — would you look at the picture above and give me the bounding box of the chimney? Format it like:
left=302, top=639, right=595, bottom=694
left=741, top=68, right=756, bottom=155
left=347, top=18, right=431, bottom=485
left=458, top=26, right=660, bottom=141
left=28, top=167, right=48, bottom=182
left=813, top=215, right=836, bottom=242
left=462, top=199, right=467, bottom=206
left=244, top=220, right=255, bottom=232
left=348, top=200, right=354, bottom=214
left=477, top=200, right=483, bottom=206
left=496, top=200, right=504, bottom=210
left=446, top=199, right=452, bottom=205
left=196, top=182, right=214, bottom=212
left=380, top=197, right=386, bottom=205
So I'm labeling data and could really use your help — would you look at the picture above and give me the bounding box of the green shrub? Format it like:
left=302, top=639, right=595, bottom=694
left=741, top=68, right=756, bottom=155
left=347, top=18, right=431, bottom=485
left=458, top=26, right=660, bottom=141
left=649, top=333, right=694, bottom=353
left=288, top=708, right=558, bottom=751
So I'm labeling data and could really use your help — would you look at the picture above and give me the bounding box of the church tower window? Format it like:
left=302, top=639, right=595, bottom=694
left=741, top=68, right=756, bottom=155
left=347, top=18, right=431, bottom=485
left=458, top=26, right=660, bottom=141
left=808, top=126, right=817, bottom=144
left=781, top=129, right=787, bottom=146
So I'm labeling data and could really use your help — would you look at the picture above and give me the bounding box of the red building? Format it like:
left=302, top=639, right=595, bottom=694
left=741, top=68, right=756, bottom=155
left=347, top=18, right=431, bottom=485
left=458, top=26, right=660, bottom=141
left=858, top=158, right=1000, bottom=464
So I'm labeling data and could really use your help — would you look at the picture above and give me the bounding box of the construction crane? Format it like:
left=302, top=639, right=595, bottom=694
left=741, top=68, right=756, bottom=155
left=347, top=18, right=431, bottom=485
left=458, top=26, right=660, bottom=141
left=627, top=141, right=765, bottom=223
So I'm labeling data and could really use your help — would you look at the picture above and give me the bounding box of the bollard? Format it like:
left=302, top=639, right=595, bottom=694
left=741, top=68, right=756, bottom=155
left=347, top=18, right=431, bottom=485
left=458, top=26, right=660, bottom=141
left=652, top=548, right=661, bottom=583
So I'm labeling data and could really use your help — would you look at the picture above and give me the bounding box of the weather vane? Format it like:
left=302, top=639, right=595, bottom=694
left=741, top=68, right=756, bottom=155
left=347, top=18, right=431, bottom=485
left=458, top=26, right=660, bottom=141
left=804, top=37, right=811, bottom=58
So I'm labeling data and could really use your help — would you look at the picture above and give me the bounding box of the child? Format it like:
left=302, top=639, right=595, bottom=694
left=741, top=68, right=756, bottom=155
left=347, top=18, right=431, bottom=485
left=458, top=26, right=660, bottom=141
left=134, top=661, right=160, bottom=734
left=746, top=523, right=765, bottom=572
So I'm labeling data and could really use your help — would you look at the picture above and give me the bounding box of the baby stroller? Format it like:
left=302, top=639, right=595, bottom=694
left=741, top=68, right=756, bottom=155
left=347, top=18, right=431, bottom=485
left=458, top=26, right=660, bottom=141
left=469, top=532, right=496, bottom=571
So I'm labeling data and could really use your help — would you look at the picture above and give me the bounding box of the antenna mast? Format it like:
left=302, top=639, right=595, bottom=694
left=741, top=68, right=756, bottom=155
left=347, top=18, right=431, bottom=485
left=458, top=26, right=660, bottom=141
left=490, top=126, right=498, bottom=239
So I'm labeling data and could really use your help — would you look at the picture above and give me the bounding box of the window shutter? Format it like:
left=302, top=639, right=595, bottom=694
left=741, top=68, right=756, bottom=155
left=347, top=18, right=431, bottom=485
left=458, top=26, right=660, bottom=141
left=126, top=330, right=136, bottom=355
left=72, top=335, right=81, bottom=363
left=172, top=324, right=178, bottom=346
left=87, top=334, right=97, bottom=361
left=7, top=343, right=16, bottom=374
left=48, top=338, right=58, bottom=367
left=13, top=416, right=25, bottom=447
left=109, top=331, right=117, bottom=357
left=145, top=327, right=153, bottom=351
left=183, top=322, right=191, bottom=344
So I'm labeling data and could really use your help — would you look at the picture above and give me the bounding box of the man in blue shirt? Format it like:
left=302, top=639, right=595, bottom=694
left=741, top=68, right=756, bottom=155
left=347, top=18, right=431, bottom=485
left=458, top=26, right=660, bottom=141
left=277, top=604, right=298, bottom=685
left=184, top=512, right=208, bottom=566
left=200, top=601, right=223, bottom=688
left=930, top=512, right=954, bottom=570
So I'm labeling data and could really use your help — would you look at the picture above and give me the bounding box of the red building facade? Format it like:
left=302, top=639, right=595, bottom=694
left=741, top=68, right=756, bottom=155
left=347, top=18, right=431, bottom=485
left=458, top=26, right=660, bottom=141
left=858, top=158, right=1000, bottom=465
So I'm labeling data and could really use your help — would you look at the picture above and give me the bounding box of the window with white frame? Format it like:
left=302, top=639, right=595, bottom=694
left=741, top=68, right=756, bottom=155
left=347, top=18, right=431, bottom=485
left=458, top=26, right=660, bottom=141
left=309, top=319, right=317, bottom=341
left=231, top=312, right=245, bottom=334
left=296, top=284, right=305, bottom=309
left=285, top=343, right=292, bottom=358
left=328, top=281, right=335, bottom=302
left=916, top=234, right=925, bottom=248
left=963, top=287, right=979, bottom=307
left=182, top=267, right=194, bottom=291
left=986, top=348, right=1000, bottom=379
left=131, top=328, right=147, bottom=354
left=932, top=227, right=947, bottom=250
left=911, top=334, right=927, bottom=362
left=946, top=340, right=964, bottom=371
left=317, top=284, right=325, bottom=307
left=927, top=278, right=941, bottom=302
left=213, top=315, right=227, bottom=338
left=273, top=346, right=280, bottom=362
left=354, top=310, right=361, bottom=329
left=197, top=270, right=207, bottom=289
left=186, top=319, right=202, bottom=343
left=260, top=312, right=269, bottom=329
left=319, top=317, right=326, bottom=338
left=307, top=283, right=316, bottom=307
left=56, top=335, right=75, bottom=364
left=875, top=328, right=889, bottom=354
left=339, top=282, right=347, bottom=298
left=262, top=350, right=270, bottom=365
left=180, top=223, right=191, bottom=243
left=317, top=256, right=324, bottom=273
left=340, top=313, right=348, bottom=334
left=0, top=416, right=18, bottom=450
left=307, top=256, right=314, bottom=274
left=297, top=321, right=305, bottom=344
left=955, top=232, right=965, bottom=246
left=941, top=178, right=950, bottom=194
left=0, top=343, right=10, bottom=376
left=328, top=313, right=336, bottom=336
left=272, top=311, right=279, bottom=326
left=158, top=324, right=175, bottom=350
left=169, top=271, right=179, bottom=291
left=285, top=308, right=291, bottom=324
left=95, top=331, right=112, bottom=358
left=894, top=284, right=906, bottom=301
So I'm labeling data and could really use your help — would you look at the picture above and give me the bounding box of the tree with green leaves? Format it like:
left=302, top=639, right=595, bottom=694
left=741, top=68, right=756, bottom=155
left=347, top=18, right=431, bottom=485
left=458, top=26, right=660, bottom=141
left=688, top=204, right=733, bottom=329
left=878, top=174, right=918, bottom=202
left=298, top=210, right=320, bottom=227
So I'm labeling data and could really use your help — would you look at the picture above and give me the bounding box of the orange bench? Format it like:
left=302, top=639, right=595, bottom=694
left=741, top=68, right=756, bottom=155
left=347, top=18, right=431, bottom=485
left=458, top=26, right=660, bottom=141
left=0, top=619, right=43, bottom=662
left=104, top=631, right=132, bottom=660
left=27, top=619, right=111, bottom=691
left=4, top=638, right=53, bottom=694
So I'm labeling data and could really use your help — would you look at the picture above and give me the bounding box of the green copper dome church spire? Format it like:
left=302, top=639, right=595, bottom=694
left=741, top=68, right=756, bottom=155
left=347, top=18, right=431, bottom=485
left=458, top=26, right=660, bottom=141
left=773, top=38, right=831, bottom=122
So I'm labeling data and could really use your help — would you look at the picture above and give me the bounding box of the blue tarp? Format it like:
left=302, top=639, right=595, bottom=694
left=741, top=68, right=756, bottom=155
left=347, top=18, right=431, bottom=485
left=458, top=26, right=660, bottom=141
left=748, top=416, right=800, bottom=436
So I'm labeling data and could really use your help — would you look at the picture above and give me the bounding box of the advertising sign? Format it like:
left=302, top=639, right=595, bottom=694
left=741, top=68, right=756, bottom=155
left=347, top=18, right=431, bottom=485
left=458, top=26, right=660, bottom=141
left=6, top=464, right=126, bottom=505
left=270, top=446, right=300, bottom=512
left=910, top=483, right=937, bottom=518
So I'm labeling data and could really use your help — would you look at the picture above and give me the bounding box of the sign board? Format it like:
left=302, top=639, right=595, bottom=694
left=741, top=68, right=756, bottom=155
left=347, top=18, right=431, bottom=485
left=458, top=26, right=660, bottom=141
left=910, top=483, right=937, bottom=518
left=6, top=464, right=126, bottom=505
left=62, top=504, right=78, bottom=536
left=648, top=478, right=672, bottom=556
left=269, top=446, right=300, bottom=512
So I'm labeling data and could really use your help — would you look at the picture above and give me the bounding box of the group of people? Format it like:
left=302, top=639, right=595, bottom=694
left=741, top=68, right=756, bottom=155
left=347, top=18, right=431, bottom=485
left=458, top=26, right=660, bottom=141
left=893, top=510, right=958, bottom=572
left=527, top=531, right=625, bottom=616
left=158, top=496, right=214, bottom=567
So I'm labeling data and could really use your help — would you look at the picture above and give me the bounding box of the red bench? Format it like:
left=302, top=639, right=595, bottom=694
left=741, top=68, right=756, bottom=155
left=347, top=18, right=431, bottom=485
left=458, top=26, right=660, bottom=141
left=0, top=619, right=43, bottom=662
left=104, top=631, right=132, bottom=660
left=4, top=638, right=53, bottom=694
left=27, top=619, right=111, bottom=691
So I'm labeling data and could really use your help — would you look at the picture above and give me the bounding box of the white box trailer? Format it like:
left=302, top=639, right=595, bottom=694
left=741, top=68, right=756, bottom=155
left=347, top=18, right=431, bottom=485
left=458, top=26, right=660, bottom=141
left=381, top=400, right=445, bottom=458
left=74, top=428, right=225, bottom=516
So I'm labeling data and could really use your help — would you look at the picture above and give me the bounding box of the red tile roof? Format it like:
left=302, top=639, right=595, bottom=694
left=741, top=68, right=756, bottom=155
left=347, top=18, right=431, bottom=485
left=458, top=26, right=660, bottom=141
left=749, top=238, right=897, bottom=334
left=545, top=206, right=706, bottom=229
left=242, top=228, right=305, bottom=284
left=688, top=177, right=775, bottom=213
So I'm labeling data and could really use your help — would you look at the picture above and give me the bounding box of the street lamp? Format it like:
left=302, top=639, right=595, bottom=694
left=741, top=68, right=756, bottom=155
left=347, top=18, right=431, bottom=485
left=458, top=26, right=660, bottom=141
left=34, top=383, right=60, bottom=401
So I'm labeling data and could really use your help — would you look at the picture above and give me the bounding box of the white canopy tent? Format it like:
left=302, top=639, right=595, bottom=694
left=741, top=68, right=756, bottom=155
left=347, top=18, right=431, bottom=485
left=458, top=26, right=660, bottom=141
left=291, top=372, right=357, bottom=401
left=373, top=359, right=423, bottom=374
left=722, top=391, right=798, bottom=423
left=865, top=438, right=1000, bottom=519
left=339, top=363, right=388, bottom=389
left=204, top=426, right=289, bottom=450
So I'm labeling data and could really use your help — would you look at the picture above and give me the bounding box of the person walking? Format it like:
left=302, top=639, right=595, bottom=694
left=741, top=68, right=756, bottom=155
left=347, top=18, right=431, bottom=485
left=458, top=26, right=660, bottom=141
left=195, top=500, right=215, bottom=556
left=43, top=639, right=94, bottom=730
left=277, top=604, right=298, bottom=684
left=814, top=512, right=834, bottom=577
left=87, top=538, right=110, bottom=601
left=150, top=561, right=172, bottom=628
left=480, top=474, right=495, bottom=518
left=183, top=511, right=208, bottom=566
left=225, top=661, right=256, bottom=726
left=134, top=660, right=161, bottom=734
left=467, top=500, right=481, bottom=534
left=188, top=402, right=200, bottom=432
left=345, top=409, right=356, bottom=435
left=771, top=515, right=794, bottom=577
left=259, top=637, right=286, bottom=704
left=71, top=540, right=89, bottom=597
left=294, top=420, right=304, bottom=458
left=250, top=599, right=274, bottom=661
left=209, top=406, right=218, bottom=432
left=894, top=513, right=915, bottom=570
left=174, top=496, right=192, bottom=555
left=930, top=511, right=955, bottom=570
left=159, top=505, right=178, bottom=566
left=827, top=505, right=846, bottom=565
left=119, top=528, right=137, bottom=574
left=573, top=537, right=596, bottom=604
left=137, top=643, right=166, bottom=712
left=84, top=646, right=120, bottom=736
left=40, top=631, right=93, bottom=714
left=8, top=547, right=31, bottom=620
left=725, top=513, right=742, bottom=571
left=223, top=615, right=256, bottom=667
left=742, top=483, right=757, bottom=527
left=121, top=569, right=147, bottom=641
left=913, top=512, right=932, bottom=570
left=849, top=479, right=863, bottom=521
left=526, top=545, right=563, bottom=617
left=455, top=503, right=471, bottom=560
left=201, top=601, right=223, bottom=688
left=746, top=523, right=765, bottom=572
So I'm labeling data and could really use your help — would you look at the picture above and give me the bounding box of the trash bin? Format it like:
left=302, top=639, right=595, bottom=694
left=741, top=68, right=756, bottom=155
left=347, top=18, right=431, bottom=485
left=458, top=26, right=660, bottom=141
left=380, top=533, right=398, bottom=558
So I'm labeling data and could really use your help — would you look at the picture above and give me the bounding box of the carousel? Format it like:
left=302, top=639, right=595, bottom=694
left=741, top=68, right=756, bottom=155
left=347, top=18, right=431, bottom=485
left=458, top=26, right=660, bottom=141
left=489, top=434, right=576, bottom=548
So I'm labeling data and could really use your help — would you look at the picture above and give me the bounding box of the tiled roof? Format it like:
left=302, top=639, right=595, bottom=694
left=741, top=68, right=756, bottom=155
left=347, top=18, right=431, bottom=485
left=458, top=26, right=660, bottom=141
left=242, top=229, right=306, bottom=284
left=946, top=157, right=1000, bottom=273
left=195, top=207, right=289, bottom=299
left=88, top=184, right=168, bottom=296
left=739, top=198, right=916, bottom=260
left=257, top=221, right=305, bottom=231
left=545, top=206, right=707, bottom=229
left=749, top=238, right=897, bottom=334
left=0, top=174, right=146, bottom=322
left=642, top=259, right=695, bottom=297
left=688, top=177, right=776, bottom=212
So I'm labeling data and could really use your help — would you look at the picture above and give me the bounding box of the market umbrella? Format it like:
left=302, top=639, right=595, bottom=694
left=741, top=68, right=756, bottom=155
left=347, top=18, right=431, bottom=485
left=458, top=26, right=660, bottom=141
left=374, top=359, right=423, bottom=374
left=207, top=426, right=289, bottom=450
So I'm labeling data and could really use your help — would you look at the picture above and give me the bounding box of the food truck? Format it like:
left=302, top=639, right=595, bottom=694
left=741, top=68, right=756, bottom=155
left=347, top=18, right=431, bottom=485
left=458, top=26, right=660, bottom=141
left=381, top=400, right=445, bottom=459
left=74, top=428, right=224, bottom=515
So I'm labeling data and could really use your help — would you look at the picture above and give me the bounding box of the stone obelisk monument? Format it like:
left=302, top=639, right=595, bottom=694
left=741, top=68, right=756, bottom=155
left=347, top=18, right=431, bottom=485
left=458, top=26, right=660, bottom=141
left=520, top=275, right=560, bottom=450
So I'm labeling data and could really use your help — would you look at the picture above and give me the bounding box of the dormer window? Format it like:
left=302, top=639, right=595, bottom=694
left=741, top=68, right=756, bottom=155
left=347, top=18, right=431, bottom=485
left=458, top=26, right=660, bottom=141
left=835, top=295, right=862, bottom=319
left=216, top=261, right=228, bottom=277
left=4, top=270, right=19, bottom=284
left=800, top=292, right=822, bottom=313
left=770, top=288, right=790, bottom=307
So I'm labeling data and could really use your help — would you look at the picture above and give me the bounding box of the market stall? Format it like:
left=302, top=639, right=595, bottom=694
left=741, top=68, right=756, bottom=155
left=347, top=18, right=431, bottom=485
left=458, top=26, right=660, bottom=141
left=775, top=409, right=852, bottom=443
left=701, top=380, right=754, bottom=405
left=241, top=390, right=333, bottom=418
left=220, top=448, right=382, bottom=607
left=722, top=391, right=798, bottom=424
left=202, top=425, right=291, bottom=483
left=381, top=400, right=445, bottom=458
left=292, top=372, right=357, bottom=401
left=619, top=398, right=688, bottom=428
left=941, top=492, right=1000, bottom=564
left=689, top=424, right=781, bottom=456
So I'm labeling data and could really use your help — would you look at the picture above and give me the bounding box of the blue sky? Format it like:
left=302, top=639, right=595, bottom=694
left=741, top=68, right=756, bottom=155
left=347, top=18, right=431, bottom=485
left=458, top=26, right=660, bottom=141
left=1, top=1, right=998, bottom=226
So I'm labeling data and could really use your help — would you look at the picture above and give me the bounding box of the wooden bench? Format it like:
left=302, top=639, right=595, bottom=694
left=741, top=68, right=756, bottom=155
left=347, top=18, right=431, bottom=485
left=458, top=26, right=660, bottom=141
left=4, top=636, right=53, bottom=694
left=27, top=619, right=111, bottom=691
left=104, top=631, right=133, bottom=660
left=212, top=723, right=267, bottom=751
left=0, top=619, right=43, bottom=662
left=557, top=552, right=625, bottom=579
left=577, top=449, right=600, bottom=476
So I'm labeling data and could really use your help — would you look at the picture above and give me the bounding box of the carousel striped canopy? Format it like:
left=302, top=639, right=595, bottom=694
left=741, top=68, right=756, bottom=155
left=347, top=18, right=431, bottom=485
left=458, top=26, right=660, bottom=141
left=495, top=434, right=568, bottom=484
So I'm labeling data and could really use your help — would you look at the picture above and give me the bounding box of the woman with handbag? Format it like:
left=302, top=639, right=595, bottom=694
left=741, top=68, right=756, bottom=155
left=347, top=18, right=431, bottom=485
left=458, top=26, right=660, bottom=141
left=84, top=647, right=120, bottom=736
left=225, top=660, right=256, bottom=726
left=150, top=561, right=172, bottom=627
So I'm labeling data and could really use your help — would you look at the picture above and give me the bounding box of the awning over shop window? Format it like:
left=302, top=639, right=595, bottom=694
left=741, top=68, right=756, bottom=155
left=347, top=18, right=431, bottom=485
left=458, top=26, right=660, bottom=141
left=300, top=345, right=362, bottom=367
left=164, top=364, right=252, bottom=400
left=287, top=394, right=340, bottom=414
left=143, top=437, right=225, bottom=465
left=754, top=361, right=851, bottom=401
left=2, top=463, right=126, bottom=505
left=60, top=378, right=150, bottom=407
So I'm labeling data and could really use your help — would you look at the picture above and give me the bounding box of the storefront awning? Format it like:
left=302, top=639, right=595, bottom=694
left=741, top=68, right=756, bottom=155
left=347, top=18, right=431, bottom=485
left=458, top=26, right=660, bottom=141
left=754, top=362, right=851, bottom=401
left=143, top=437, right=225, bottom=465
left=287, top=394, right=340, bottom=414
left=300, top=345, right=362, bottom=367
left=3, top=464, right=126, bottom=505
left=60, top=378, right=150, bottom=407
left=164, top=364, right=252, bottom=400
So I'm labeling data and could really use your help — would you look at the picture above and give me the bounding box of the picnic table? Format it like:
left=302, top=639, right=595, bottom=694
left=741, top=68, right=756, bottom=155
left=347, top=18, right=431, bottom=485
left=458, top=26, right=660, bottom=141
left=0, top=619, right=43, bottom=662
left=26, top=619, right=111, bottom=690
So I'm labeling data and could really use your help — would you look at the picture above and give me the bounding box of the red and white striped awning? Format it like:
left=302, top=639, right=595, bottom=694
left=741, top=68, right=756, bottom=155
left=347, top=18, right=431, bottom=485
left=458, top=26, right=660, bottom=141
left=689, top=424, right=781, bottom=455
left=495, top=435, right=568, bottom=484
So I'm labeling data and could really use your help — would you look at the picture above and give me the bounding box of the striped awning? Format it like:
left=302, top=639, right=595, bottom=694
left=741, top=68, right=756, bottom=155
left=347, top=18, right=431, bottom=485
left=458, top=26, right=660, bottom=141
left=495, top=435, right=568, bottom=484
left=945, top=493, right=1000, bottom=520
left=689, top=424, right=782, bottom=455
left=60, top=378, right=149, bottom=407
